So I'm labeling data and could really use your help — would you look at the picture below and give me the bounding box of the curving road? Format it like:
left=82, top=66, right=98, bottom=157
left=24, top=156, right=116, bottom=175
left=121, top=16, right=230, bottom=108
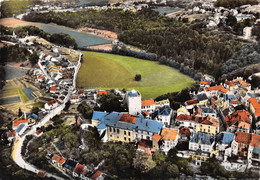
left=11, top=50, right=82, bottom=179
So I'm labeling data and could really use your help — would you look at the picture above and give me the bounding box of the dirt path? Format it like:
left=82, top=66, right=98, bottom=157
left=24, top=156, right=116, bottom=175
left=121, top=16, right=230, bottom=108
left=0, top=17, right=28, bottom=26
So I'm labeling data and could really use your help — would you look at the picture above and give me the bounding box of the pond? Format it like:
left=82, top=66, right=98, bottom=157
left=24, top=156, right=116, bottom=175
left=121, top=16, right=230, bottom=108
left=23, top=87, right=35, bottom=100
left=153, top=7, right=181, bottom=15
left=0, top=96, right=21, bottom=105
left=4, top=66, right=26, bottom=80
left=39, top=24, right=111, bottom=48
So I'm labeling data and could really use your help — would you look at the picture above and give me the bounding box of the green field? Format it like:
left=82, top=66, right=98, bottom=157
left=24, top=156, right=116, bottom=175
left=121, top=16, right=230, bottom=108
left=77, top=51, right=195, bottom=99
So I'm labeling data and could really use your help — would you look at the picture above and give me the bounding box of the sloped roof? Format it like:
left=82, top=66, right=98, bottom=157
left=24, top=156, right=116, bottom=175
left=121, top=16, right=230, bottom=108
left=36, top=129, right=43, bottom=135
left=190, top=132, right=213, bottom=145
left=235, top=131, right=251, bottom=145
left=153, top=133, right=161, bottom=141
left=161, top=128, right=178, bottom=141
left=249, top=97, right=260, bottom=117
left=185, top=99, right=199, bottom=105
left=47, top=99, right=58, bottom=106
left=225, top=110, right=250, bottom=127
left=179, top=127, right=190, bottom=135
left=74, top=163, right=86, bottom=175
left=97, top=91, right=108, bottom=95
left=225, top=80, right=234, bottom=86
left=205, top=85, right=228, bottom=93
left=216, top=132, right=234, bottom=144
left=233, top=78, right=251, bottom=87
left=37, top=171, right=46, bottom=178
left=13, top=119, right=28, bottom=127
left=91, top=170, right=102, bottom=179
left=78, top=90, right=84, bottom=94
left=142, top=99, right=155, bottom=106
left=119, top=114, right=137, bottom=124
left=92, top=111, right=164, bottom=133
left=50, top=86, right=57, bottom=91
left=37, top=75, right=44, bottom=79
left=176, top=114, right=219, bottom=126
left=8, top=131, right=16, bottom=137
left=157, top=106, right=171, bottom=116
left=250, top=134, right=260, bottom=147
left=200, top=81, right=211, bottom=85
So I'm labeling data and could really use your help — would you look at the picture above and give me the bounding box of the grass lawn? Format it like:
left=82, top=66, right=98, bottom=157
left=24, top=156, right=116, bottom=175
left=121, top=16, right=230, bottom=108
left=77, top=51, right=195, bottom=99
left=0, top=88, right=29, bottom=103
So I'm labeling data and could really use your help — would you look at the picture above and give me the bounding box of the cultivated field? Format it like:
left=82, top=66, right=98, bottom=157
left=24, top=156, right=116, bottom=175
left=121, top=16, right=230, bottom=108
left=77, top=51, right=195, bottom=99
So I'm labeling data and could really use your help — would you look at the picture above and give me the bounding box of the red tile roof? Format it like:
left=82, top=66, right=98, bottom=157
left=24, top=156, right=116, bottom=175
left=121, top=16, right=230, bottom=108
left=47, top=99, right=58, bottom=106
left=37, top=75, right=44, bottom=79
left=225, top=110, right=250, bottom=127
left=225, top=80, right=234, bottom=86
left=235, top=132, right=260, bottom=147
left=185, top=99, right=199, bottom=105
left=153, top=133, right=161, bottom=141
left=250, top=134, right=260, bottom=147
left=233, top=78, right=251, bottom=87
left=229, top=100, right=239, bottom=104
left=36, top=129, right=43, bottom=135
left=142, top=99, right=155, bottom=106
left=74, top=163, right=85, bottom=175
left=200, top=81, right=211, bottom=85
left=249, top=97, right=260, bottom=117
left=91, top=170, right=102, bottom=179
left=8, top=131, right=16, bottom=137
left=13, top=119, right=28, bottom=127
left=235, top=131, right=251, bottom=145
left=37, top=171, right=46, bottom=178
left=97, top=91, right=108, bottom=95
left=176, top=114, right=219, bottom=126
left=52, top=154, right=66, bottom=164
left=179, top=127, right=190, bottom=135
left=50, top=86, right=57, bottom=91
left=138, top=139, right=152, bottom=148
left=205, top=85, right=228, bottom=93
left=78, top=90, right=84, bottom=94
left=160, top=128, right=178, bottom=141
left=143, top=110, right=149, bottom=115
left=119, top=114, right=137, bottom=124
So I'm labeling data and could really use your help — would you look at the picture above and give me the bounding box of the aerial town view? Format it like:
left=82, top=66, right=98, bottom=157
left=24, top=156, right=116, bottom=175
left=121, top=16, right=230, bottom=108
left=0, top=0, right=260, bottom=179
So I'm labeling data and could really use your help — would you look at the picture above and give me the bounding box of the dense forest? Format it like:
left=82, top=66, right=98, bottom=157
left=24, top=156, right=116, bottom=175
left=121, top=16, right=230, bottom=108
left=215, top=0, right=258, bottom=8
left=23, top=8, right=243, bottom=79
left=222, top=42, right=260, bottom=75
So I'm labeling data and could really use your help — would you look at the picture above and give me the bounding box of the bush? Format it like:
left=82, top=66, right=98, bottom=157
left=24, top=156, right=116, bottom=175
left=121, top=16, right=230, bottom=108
left=135, top=74, right=141, bottom=81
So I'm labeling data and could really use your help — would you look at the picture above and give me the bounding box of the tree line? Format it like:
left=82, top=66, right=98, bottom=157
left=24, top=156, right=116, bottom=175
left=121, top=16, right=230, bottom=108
left=23, top=8, right=243, bottom=79
left=215, top=0, right=257, bottom=8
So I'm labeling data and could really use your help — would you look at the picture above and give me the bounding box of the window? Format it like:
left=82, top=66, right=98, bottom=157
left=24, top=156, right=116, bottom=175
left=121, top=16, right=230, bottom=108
left=117, top=136, right=119, bottom=139
left=124, top=131, right=126, bottom=135
left=109, top=127, right=112, bottom=132
left=147, top=136, right=150, bottom=140
left=208, top=129, right=210, bottom=132
left=141, top=135, right=143, bottom=138
left=128, top=138, right=131, bottom=142
left=128, top=132, right=130, bottom=136
left=124, top=137, right=126, bottom=141
left=117, top=129, right=119, bottom=134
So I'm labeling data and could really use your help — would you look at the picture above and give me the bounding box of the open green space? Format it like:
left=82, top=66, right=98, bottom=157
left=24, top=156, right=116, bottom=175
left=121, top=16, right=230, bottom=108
left=77, top=51, right=195, bottom=99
